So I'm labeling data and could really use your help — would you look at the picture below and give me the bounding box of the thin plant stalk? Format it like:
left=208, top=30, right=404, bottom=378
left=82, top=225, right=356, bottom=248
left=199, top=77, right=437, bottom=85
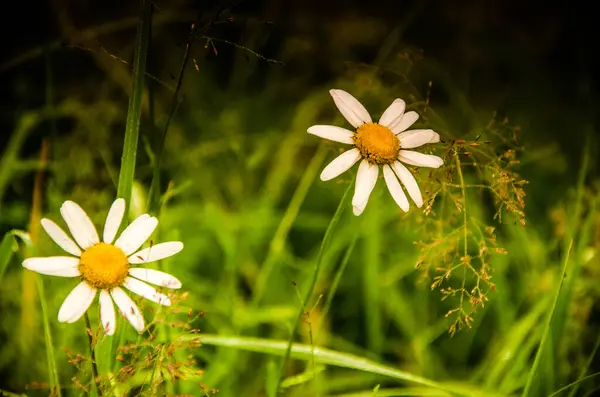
left=23, top=139, right=61, bottom=395
left=522, top=240, right=573, bottom=397
left=317, top=232, right=358, bottom=340
left=274, top=182, right=353, bottom=395
left=85, top=313, right=100, bottom=396
left=115, top=0, right=152, bottom=211
left=147, top=18, right=197, bottom=213
left=252, top=144, right=327, bottom=305
left=110, top=0, right=152, bottom=369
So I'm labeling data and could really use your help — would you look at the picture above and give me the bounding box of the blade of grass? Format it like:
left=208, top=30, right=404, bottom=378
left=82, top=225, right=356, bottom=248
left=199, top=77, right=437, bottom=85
left=319, top=232, right=358, bottom=331
left=197, top=334, right=491, bottom=397
left=549, top=372, right=600, bottom=397
left=146, top=16, right=197, bottom=213
left=109, top=0, right=152, bottom=373
left=274, top=182, right=353, bottom=395
left=115, top=0, right=152, bottom=211
left=0, top=231, right=16, bottom=283
left=522, top=239, right=573, bottom=397
left=252, top=144, right=327, bottom=305
left=332, top=387, right=451, bottom=397
left=567, top=257, right=600, bottom=397
left=24, top=139, right=61, bottom=395
left=36, top=276, right=62, bottom=396
left=363, top=200, right=382, bottom=355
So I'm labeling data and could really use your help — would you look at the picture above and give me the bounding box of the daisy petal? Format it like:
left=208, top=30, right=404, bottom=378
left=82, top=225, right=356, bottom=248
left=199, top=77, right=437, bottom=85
left=123, top=277, right=171, bottom=306
left=392, top=161, right=423, bottom=207
left=114, top=215, right=158, bottom=256
left=103, top=198, right=125, bottom=244
left=60, top=201, right=99, bottom=250
left=111, top=287, right=144, bottom=332
left=307, top=125, right=355, bottom=144
left=399, top=150, right=444, bottom=168
left=129, top=242, right=184, bottom=264
left=129, top=268, right=182, bottom=289
left=352, top=160, right=379, bottom=216
left=40, top=219, right=82, bottom=257
left=379, top=99, right=406, bottom=129
left=329, top=89, right=372, bottom=128
left=397, top=129, right=440, bottom=149
left=391, top=111, right=419, bottom=134
left=99, top=290, right=116, bottom=335
left=22, top=257, right=80, bottom=277
left=58, top=282, right=97, bottom=323
left=320, top=148, right=361, bottom=181
left=383, top=165, right=409, bottom=212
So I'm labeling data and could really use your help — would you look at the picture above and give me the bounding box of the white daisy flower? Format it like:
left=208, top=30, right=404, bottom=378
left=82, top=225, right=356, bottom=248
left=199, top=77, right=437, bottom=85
left=308, top=89, right=444, bottom=216
left=22, top=198, right=184, bottom=335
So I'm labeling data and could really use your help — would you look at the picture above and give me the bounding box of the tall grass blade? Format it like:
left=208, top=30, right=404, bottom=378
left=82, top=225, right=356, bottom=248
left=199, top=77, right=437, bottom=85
left=198, top=334, right=489, bottom=397
left=274, top=182, right=353, bottom=394
left=116, top=0, right=152, bottom=210
left=0, top=231, right=16, bottom=283
left=522, top=240, right=573, bottom=397
left=36, top=276, right=62, bottom=396
left=109, top=0, right=153, bottom=372
left=549, top=373, right=600, bottom=397
left=252, top=144, right=327, bottom=305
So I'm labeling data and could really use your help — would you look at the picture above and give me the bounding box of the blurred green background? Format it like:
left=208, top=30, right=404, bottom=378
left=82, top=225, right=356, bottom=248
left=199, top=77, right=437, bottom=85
left=0, top=0, right=599, bottom=396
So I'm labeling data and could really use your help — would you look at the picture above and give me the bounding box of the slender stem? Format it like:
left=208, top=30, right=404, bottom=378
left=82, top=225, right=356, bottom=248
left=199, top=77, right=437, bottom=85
left=252, top=145, right=327, bottom=305
left=318, top=232, right=358, bottom=336
left=85, top=313, right=100, bottom=395
left=112, top=0, right=152, bottom=369
left=522, top=240, right=573, bottom=397
left=454, top=152, right=469, bottom=317
left=147, top=16, right=197, bottom=213
left=115, top=0, right=152, bottom=211
left=274, top=182, right=353, bottom=395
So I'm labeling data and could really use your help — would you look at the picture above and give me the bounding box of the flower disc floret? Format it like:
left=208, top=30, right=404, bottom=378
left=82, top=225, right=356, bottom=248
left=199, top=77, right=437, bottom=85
left=79, top=243, right=129, bottom=289
left=354, top=123, right=399, bottom=164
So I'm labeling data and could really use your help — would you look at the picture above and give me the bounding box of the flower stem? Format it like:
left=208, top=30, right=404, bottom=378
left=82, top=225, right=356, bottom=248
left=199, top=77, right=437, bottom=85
left=454, top=151, right=469, bottom=319
left=85, top=313, right=100, bottom=396
left=274, top=181, right=353, bottom=395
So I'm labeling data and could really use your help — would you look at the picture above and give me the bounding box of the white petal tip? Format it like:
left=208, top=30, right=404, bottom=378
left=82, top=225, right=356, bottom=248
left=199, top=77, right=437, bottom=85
left=320, top=173, right=332, bottom=182
left=352, top=206, right=364, bottom=216
left=168, top=280, right=182, bottom=289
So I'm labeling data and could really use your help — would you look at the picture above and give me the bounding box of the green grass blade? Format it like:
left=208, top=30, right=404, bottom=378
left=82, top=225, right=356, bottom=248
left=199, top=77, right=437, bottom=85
left=549, top=372, right=600, bottom=397
left=252, top=144, right=327, bottom=305
left=115, top=0, right=152, bottom=210
left=0, top=231, right=16, bottom=283
left=567, top=268, right=600, bottom=397
left=320, top=232, right=358, bottom=329
left=110, top=0, right=153, bottom=373
left=197, top=334, right=480, bottom=397
left=522, top=240, right=573, bottom=397
left=275, top=181, right=354, bottom=394
left=36, top=276, right=62, bottom=396
left=363, top=203, right=382, bottom=355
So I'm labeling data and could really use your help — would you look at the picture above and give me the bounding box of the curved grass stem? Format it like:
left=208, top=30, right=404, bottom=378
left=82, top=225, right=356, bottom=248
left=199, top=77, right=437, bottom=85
left=274, top=182, right=354, bottom=395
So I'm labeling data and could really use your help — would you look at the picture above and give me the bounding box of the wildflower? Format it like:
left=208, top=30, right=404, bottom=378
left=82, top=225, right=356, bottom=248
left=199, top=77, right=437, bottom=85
left=23, top=199, right=183, bottom=335
left=308, top=89, right=444, bottom=215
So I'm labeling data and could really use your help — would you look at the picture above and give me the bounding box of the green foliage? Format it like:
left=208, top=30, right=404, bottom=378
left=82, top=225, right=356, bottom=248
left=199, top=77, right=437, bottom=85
left=0, top=2, right=599, bottom=397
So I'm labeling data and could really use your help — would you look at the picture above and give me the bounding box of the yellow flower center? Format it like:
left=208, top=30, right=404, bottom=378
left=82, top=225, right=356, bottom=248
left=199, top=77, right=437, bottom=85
left=79, top=243, right=129, bottom=289
left=354, top=123, right=400, bottom=164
